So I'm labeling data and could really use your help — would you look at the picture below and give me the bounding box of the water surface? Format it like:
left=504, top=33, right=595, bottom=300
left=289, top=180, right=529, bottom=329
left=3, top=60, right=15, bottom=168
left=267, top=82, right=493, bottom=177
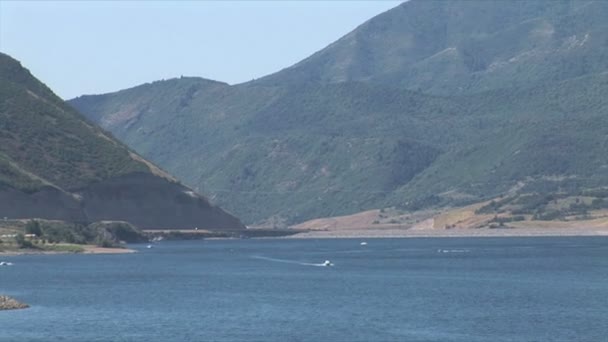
left=1, top=237, right=607, bottom=341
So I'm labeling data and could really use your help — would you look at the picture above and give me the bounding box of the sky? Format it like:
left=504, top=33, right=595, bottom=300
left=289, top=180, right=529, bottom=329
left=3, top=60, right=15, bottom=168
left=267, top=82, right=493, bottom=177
left=0, top=1, right=401, bottom=99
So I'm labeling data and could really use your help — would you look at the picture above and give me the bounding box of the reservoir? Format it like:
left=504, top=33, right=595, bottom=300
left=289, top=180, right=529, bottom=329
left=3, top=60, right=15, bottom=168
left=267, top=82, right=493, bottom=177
left=1, top=237, right=607, bottom=341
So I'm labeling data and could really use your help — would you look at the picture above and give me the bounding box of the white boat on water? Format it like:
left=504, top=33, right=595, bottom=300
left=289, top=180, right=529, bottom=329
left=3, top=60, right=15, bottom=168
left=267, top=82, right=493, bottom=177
left=322, top=260, right=333, bottom=267
left=360, top=242, right=368, bottom=246
left=0, top=261, right=13, bottom=266
left=146, top=245, right=153, bottom=249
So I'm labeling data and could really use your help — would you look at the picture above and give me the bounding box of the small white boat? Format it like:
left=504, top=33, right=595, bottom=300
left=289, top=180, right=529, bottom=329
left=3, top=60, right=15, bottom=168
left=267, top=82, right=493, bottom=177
left=0, top=261, right=13, bottom=266
left=322, top=260, right=333, bottom=267
left=146, top=245, right=153, bottom=249
left=360, top=242, right=368, bottom=246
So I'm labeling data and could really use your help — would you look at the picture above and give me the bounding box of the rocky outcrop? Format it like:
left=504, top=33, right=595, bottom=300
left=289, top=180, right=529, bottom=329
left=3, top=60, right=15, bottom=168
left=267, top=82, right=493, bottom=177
left=87, top=221, right=148, bottom=243
left=0, top=296, right=29, bottom=310
left=0, top=172, right=245, bottom=230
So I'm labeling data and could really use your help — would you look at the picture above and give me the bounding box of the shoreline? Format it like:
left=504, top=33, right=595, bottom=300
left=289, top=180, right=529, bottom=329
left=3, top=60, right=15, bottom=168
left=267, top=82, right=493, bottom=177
left=2, top=228, right=607, bottom=253
left=0, top=245, right=136, bottom=256
left=82, top=245, right=137, bottom=254
left=271, top=226, right=608, bottom=239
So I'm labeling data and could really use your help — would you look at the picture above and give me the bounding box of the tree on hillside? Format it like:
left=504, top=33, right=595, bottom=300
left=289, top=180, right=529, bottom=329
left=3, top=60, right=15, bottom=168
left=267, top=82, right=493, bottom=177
left=14, top=233, right=33, bottom=248
left=25, top=220, right=42, bottom=237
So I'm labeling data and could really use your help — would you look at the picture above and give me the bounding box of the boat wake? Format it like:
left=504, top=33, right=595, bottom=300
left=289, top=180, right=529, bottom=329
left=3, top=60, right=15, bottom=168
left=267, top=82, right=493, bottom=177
left=437, top=249, right=470, bottom=254
left=251, top=255, right=332, bottom=267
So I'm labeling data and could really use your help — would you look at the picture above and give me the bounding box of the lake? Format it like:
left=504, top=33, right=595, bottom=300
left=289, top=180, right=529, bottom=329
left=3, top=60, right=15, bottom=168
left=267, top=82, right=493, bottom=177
left=1, top=237, right=607, bottom=341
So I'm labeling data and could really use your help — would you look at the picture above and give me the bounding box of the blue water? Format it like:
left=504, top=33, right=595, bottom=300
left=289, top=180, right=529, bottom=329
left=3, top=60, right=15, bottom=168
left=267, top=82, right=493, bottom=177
left=1, top=237, right=607, bottom=341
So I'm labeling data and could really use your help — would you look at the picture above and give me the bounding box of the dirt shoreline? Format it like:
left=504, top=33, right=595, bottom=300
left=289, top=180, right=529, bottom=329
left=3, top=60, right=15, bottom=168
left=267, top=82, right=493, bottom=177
left=0, top=245, right=136, bottom=256
left=2, top=228, right=607, bottom=253
left=275, top=226, right=608, bottom=239
left=82, top=245, right=137, bottom=254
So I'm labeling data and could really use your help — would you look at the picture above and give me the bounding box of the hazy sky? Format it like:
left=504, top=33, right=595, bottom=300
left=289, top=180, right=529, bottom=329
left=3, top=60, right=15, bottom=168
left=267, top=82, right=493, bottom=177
left=0, top=1, right=401, bottom=99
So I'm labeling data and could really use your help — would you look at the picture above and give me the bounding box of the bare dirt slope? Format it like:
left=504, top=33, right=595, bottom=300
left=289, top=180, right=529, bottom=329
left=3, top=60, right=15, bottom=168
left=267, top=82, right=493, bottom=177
left=289, top=202, right=608, bottom=238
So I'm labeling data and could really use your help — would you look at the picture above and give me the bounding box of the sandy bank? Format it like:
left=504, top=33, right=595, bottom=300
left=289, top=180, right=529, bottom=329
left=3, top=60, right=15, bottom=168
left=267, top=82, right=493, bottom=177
left=0, top=245, right=136, bottom=256
left=81, top=245, right=136, bottom=254
left=281, top=226, right=608, bottom=239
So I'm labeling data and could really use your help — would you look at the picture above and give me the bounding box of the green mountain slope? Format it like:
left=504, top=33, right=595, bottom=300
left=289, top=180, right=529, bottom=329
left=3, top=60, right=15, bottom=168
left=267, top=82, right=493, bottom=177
left=70, top=0, right=608, bottom=225
left=259, top=0, right=608, bottom=95
left=0, top=52, right=244, bottom=230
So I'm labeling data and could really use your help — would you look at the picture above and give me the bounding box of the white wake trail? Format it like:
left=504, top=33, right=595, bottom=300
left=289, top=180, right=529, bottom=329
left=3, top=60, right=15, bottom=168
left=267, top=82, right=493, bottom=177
left=251, top=255, right=328, bottom=267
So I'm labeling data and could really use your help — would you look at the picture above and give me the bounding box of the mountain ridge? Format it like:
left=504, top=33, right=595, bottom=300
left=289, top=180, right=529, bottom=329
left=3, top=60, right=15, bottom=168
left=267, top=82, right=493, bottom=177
left=256, top=0, right=606, bottom=94
left=69, top=0, right=608, bottom=225
left=0, top=52, right=244, bottom=230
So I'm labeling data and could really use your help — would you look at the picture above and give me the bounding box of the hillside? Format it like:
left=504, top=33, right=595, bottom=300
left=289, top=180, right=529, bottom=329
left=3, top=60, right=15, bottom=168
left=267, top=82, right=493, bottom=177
left=0, top=52, right=244, bottom=230
left=70, top=0, right=608, bottom=225
left=258, top=0, right=608, bottom=95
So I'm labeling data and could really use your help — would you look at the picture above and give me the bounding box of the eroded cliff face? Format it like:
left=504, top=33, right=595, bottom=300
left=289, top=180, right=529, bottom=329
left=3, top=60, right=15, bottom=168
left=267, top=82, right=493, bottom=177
left=0, top=172, right=244, bottom=230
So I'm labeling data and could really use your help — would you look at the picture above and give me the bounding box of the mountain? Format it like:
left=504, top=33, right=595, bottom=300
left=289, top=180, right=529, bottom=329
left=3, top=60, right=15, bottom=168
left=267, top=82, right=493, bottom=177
left=0, top=52, right=244, bottom=230
left=70, top=0, right=608, bottom=225
left=259, top=0, right=608, bottom=95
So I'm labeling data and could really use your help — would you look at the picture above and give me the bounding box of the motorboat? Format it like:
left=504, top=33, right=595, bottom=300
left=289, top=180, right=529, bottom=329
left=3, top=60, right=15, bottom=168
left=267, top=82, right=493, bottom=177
left=322, top=260, right=333, bottom=267
left=146, top=245, right=153, bottom=249
left=0, top=261, right=13, bottom=266
left=360, top=242, right=368, bottom=246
